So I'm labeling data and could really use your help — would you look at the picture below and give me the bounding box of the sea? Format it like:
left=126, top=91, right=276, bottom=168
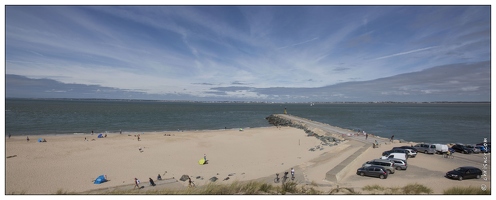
left=4, top=99, right=491, bottom=145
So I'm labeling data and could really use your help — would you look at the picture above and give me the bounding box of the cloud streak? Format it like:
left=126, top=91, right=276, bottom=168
left=374, top=46, right=440, bottom=60
left=277, top=37, right=319, bottom=50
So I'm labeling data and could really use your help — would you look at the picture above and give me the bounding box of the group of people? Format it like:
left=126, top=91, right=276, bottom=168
left=359, top=130, right=395, bottom=144
left=134, top=176, right=161, bottom=189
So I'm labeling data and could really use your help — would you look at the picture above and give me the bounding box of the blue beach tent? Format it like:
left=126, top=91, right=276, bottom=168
left=94, top=175, right=107, bottom=184
left=38, top=138, right=43, bottom=142
left=98, top=133, right=103, bottom=138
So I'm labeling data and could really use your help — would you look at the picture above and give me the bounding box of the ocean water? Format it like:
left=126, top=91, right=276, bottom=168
left=5, top=99, right=491, bottom=144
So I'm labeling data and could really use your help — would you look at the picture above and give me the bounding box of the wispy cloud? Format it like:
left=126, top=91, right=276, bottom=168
left=5, top=6, right=490, bottom=102
left=374, top=46, right=440, bottom=60
left=277, top=37, right=319, bottom=50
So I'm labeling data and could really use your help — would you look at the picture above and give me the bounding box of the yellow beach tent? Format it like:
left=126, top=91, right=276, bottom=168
left=199, top=158, right=206, bottom=165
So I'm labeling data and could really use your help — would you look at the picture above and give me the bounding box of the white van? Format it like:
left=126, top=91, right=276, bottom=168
left=432, top=144, right=448, bottom=154
left=381, top=153, right=407, bottom=161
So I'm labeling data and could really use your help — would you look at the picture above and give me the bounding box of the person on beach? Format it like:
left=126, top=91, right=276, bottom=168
left=149, top=178, right=156, bottom=186
left=390, top=135, right=394, bottom=142
left=91, top=130, right=94, bottom=135
left=138, top=135, right=140, bottom=141
left=364, top=131, right=368, bottom=140
left=8, top=134, right=11, bottom=139
left=204, top=154, right=207, bottom=161
left=27, top=136, right=29, bottom=142
left=157, top=174, right=162, bottom=180
left=120, top=130, right=122, bottom=134
left=134, top=178, right=140, bottom=189
left=188, top=177, right=193, bottom=187
left=291, top=168, right=295, bottom=179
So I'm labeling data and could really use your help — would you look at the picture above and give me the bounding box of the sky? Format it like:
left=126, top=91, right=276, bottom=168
left=4, top=5, right=491, bottom=102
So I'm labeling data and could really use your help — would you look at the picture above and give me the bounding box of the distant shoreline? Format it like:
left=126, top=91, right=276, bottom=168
left=5, top=97, right=491, bottom=104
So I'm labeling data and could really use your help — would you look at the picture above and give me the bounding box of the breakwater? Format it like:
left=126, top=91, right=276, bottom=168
left=266, top=114, right=345, bottom=147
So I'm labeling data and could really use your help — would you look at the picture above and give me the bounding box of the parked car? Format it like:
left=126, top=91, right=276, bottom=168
left=465, top=144, right=481, bottom=154
left=363, top=159, right=396, bottom=174
left=451, top=144, right=473, bottom=154
left=413, top=143, right=436, bottom=154
left=476, top=142, right=491, bottom=153
left=405, top=149, right=417, bottom=158
left=392, top=147, right=417, bottom=158
left=476, top=144, right=491, bottom=153
left=381, top=153, right=407, bottom=162
left=433, top=144, right=449, bottom=154
left=383, top=149, right=414, bottom=158
left=387, top=158, right=408, bottom=170
left=395, top=146, right=418, bottom=153
left=445, top=166, right=482, bottom=181
left=357, top=166, right=389, bottom=179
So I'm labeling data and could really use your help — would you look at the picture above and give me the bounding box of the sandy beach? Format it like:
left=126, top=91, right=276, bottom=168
left=5, top=126, right=491, bottom=194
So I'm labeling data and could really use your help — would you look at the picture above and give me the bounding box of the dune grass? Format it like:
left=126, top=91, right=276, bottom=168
left=14, top=182, right=488, bottom=195
left=95, top=180, right=318, bottom=195
left=362, top=183, right=432, bottom=194
left=443, top=186, right=491, bottom=195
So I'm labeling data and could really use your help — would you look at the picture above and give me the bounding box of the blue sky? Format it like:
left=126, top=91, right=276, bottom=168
left=5, top=6, right=491, bottom=102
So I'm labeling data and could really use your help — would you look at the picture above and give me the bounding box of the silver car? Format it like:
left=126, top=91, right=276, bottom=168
left=413, top=143, right=436, bottom=154
left=363, top=159, right=396, bottom=174
left=387, top=158, right=407, bottom=170
left=465, top=144, right=481, bottom=154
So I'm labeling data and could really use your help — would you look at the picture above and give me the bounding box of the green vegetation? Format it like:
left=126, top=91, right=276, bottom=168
left=362, top=183, right=432, bottom=194
left=362, top=184, right=385, bottom=191
left=93, top=181, right=321, bottom=195
left=401, top=183, right=433, bottom=194
left=12, top=182, right=489, bottom=195
left=443, top=186, right=491, bottom=195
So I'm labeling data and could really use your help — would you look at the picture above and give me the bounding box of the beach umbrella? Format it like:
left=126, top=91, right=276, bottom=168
left=199, top=158, right=205, bottom=165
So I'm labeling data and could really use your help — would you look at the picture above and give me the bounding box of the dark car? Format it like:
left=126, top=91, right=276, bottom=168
left=383, top=149, right=408, bottom=156
left=394, top=146, right=418, bottom=153
left=451, top=144, right=473, bottom=154
left=356, top=166, right=388, bottom=179
left=445, top=166, right=482, bottom=181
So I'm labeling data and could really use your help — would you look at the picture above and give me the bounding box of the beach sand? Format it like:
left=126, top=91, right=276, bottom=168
left=5, top=126, right=491, bottom=194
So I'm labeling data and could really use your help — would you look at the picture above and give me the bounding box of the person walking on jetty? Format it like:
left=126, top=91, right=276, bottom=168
left=364, top=131, right=368, bottom=140
left=134, top=178, right=140, bottom=189
left=390, top=135, right=394, bottom=142
left=291, top=168, right=295, bottom=180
